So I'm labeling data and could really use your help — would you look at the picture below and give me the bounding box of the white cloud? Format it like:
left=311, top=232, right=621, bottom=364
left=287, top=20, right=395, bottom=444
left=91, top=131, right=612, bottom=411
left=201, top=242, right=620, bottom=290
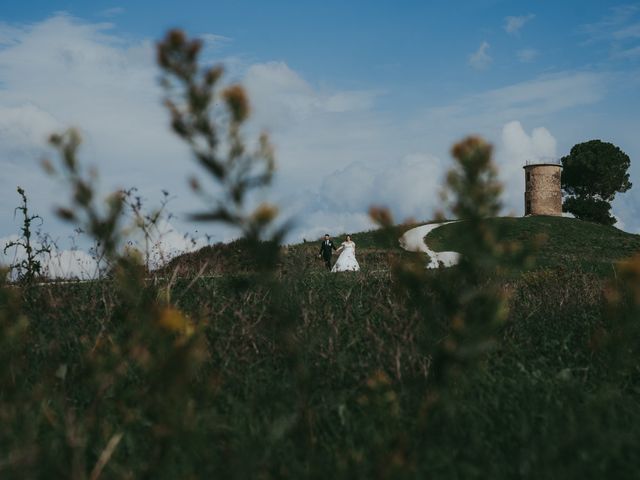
left=288, top=211, right=374, bottom=244
left=580, top=5, right=640, bottom=60
left=242, top=60, right=393, bottom=206
left=0, top=23, right=21, bottom=46
left=283, top=152, right=447, bottom=241
left=517, top=48, right=539, bottom=63
left=1, top=216, right=210, bottom=279
left=504, top=14, right=535, bottom=35
left=614, top=215, right=626, bottom=231
left=98, top=7, right=125, bottom=18
left=496, top=121, right=558, bottom=214
left=0, top=235, right=21, bottom=266
left=44, top=249, right=100, bottom=279
left=200, top=33, right=232, bottom=47
left=501, top=120, right=557, bottom=164
left=469, top=41, right=492, bottom=70
left=612, top=187, right=640, bottom=234
left=581, top=5, right=639, bottom=43
left=369, top=153, right=447, bottom=220
left=419, top=71, right=608, bottom=137
left=613, top=22, right=640, bottom=40
left=0, top=12, right=637, bottom=258
left=0, top=235, right=99, bottom=280
left=244, top=61, right=379, bottom=128
left=0, top=14, right=391, bottom=250
left=0, top=14, right=220, bottom=247
left=616, top=45, right=640, bottom=58
left=480, top=72, right=607, bottom=117
left=0, top=14, right=183, bottom=188
left=126, top=219, right=209, bottom=268
left=323, top=153, right=445, bottom=220
left=0, top=103, right=62, bottom=157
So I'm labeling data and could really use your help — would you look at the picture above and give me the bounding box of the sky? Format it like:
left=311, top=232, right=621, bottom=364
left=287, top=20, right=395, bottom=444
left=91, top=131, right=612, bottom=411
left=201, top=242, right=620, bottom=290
left=1, top=1, right=639, bottom=276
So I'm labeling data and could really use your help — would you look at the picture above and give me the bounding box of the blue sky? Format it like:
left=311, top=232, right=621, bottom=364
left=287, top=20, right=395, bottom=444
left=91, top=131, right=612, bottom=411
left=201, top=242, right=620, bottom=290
left=1, top=1, right=639, bottom=275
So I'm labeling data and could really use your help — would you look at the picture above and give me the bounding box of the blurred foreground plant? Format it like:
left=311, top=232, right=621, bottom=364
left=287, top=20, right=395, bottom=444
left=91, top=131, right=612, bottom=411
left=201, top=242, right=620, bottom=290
left=431, top=137, right=533, bottom=379
left=601, top=254, right=640, bottom=380
left=158, top=29, right=287, bottom=271
left=0, top=29, right=288, bottom=479
left=4, top=27, right=640, bottom=480
left=121, top=187, right=175, bottom=272
left=375, top=137, right=532, bottom=385
left=352, top=137, right=537, bottom=475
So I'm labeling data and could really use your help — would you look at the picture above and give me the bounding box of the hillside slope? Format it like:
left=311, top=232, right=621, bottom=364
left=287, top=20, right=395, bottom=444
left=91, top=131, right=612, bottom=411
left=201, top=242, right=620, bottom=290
left=426, top=216, right=640, bottom=274
left=12, top=215, right=640, bottom=477
left=161, top=216, right=640, bottom=276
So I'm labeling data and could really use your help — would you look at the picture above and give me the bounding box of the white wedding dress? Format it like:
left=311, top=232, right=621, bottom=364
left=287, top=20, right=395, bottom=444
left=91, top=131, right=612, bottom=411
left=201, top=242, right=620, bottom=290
left=331, top=241, right=360, bottom=272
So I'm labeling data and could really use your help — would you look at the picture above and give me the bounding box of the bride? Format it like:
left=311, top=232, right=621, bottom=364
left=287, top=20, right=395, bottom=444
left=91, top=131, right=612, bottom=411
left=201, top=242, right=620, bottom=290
left=331, top=235, right=360, bottom=272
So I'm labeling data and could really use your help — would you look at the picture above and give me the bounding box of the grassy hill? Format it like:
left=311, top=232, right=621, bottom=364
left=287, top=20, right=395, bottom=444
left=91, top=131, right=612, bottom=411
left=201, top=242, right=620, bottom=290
left=426, top=216, right=640, bottom=275
left=162, top=215, right=640, bottom=277
left=5, top=215, right=640, bottom=478
left=160, top=222, right=418, bottom=277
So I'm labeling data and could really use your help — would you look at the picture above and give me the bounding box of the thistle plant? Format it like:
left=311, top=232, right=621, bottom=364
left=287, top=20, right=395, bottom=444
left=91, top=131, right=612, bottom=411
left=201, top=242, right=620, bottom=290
left=429, top=137, right=515, bottom=381
left=3, top=186, right=51, bottom=285
left=121, top=187, right=176, bottom=272
left=375, top=136, right=532, bottom=386
left=602, top=253, right=640, bottom=379
left=4, top=26, right=639, bottom=480
left=157, top=30, right=287, bottom=270
left=0, top=29, right=291, bottom=479
left=47, top=129, right=125, bottom=272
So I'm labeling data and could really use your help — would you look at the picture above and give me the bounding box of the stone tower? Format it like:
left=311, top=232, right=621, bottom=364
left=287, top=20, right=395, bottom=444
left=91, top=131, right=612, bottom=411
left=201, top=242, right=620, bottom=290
left=523, top=163, right=563, bottom=216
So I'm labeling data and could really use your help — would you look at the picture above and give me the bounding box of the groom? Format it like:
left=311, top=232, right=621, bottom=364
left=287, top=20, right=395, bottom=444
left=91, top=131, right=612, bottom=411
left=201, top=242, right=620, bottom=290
left=318, top=233, right=337, bottom=271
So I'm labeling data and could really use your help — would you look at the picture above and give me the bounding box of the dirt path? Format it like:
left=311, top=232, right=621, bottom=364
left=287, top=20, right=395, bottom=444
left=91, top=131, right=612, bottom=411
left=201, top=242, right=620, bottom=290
left=398, top=222, right=460, bottom=268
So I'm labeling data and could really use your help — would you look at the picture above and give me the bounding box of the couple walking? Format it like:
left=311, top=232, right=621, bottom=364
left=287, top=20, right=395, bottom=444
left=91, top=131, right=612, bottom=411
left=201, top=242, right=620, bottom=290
left=318, top=234, right=360, bottom=272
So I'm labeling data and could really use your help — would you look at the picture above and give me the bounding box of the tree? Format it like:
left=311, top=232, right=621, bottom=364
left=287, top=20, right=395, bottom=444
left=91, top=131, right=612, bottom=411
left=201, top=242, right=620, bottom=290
left=561, top=140, right=632, bottom=225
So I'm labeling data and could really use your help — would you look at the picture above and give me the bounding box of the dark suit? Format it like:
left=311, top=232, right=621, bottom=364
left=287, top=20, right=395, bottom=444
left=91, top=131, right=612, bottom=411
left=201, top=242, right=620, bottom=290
left=319, top=239, right=337, bottom=270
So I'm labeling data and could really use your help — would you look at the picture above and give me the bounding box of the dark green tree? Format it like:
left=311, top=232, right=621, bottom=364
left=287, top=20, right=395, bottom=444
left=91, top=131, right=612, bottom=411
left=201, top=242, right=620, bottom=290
left=561, top=140, right=632, bottom=225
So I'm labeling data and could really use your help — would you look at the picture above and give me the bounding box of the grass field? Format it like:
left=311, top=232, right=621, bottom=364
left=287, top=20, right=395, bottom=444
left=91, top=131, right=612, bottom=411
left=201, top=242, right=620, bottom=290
left=163, top=216, right=640, bottom=278
left=3, top=215, right=640, bottom=478
left=426, top=216, right=640, bottom=275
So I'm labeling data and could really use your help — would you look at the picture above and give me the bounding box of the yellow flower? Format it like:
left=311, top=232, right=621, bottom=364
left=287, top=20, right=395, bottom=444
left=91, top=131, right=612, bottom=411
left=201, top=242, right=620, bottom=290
left=223, top=85, right=250, bottom=123
left=158, top=307, right=195, bottom=337
left=616, top=254, right=640, bottom=304
left=366, top=370, right=391, bottom=389
left=252, top=203, right=278, bottom=225
left=368, top=206, right=393, bottom=227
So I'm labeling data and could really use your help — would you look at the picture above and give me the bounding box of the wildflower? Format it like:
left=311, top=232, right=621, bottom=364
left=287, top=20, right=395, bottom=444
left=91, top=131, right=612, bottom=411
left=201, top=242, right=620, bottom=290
left=158, top=307, right=195, bottom=337
left=223, top=85, right=250, bottom=123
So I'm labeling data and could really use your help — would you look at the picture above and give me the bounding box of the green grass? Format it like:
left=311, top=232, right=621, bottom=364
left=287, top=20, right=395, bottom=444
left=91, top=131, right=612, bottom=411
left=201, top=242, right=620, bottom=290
left=5, top=216, right=640, bottom=478
left=330, top=222, right=419, bottom=250
left=160, top=222, right=422, bottom=278
left=7, top=266, right=640, bottom=478
left=426, top=216, right=640, bottom=274
left=162, top=216, right=640, bottom=279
